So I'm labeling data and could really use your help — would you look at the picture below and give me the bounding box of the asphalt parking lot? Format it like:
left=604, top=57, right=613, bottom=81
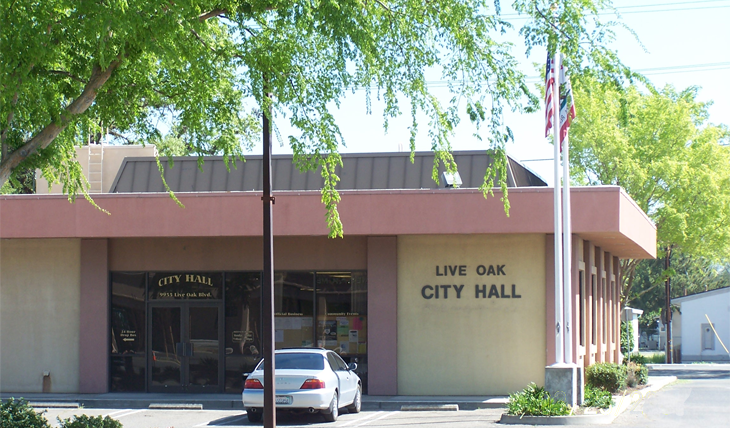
left=37, top=408, right=505, bottom=428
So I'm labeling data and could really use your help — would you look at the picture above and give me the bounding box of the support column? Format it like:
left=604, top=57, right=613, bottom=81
left=367, top=237, right=397, bottom=395
left=79, top=239, right=109, bottom=393
left=545, top=235, right=583, bottom=407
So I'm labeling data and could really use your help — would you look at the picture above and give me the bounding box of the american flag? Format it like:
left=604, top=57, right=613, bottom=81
left=544, top=53, right=555, bottom=138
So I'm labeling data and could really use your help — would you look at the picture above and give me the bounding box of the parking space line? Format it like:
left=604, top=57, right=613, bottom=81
left=194, top=413, right=248, bottom=427
left=349, top=411, right=396, bottom=427
left=339, top=411, right=383, bottom=427
left=103, top=409, right=145, bottom=418
left=104, top=409, right=131, bottom=417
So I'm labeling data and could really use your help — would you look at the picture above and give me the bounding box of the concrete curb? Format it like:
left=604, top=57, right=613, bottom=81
left=29, top=402, right=80, bottom=409
left=401, top=404, right=459, bottom=411
left=500, top=413, right=615, bottom=425
left=363, top=397, right=507, bottom=411
left=148, top=403, right=204, bottom=410
left=499, top=376, right=677, bottom=425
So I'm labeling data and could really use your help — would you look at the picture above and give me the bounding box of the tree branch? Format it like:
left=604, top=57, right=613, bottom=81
left=109, top=129, right=133, bottom=144
left=199, top=9, right=226, bottom=22
left=189, top=27, right=217, bottom=53
left=0, top=58, right=122, bottom=184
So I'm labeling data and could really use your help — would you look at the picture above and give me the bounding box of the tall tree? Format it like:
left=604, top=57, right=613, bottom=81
left=2, top=0, right=629, bottom=235
left=568, top=76, right=730, bottom=301
left=630, top=252, right=730, bottom=314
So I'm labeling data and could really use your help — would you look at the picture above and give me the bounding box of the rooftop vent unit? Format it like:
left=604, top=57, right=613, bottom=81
left=443, top=171, right=462, bottom=188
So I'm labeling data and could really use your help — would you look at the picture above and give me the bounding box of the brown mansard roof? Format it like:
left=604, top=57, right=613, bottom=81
left=109, top=151, right=546, bottom=193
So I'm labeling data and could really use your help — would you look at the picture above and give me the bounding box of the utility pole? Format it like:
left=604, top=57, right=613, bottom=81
left=665, top=246, right=673, bottom=364
left=262, top=87, right=277, bottom=428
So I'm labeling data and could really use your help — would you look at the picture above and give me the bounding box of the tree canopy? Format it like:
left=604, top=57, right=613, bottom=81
left=630, top=252, right=730, bottom=316
left=568, top=76, right=730, bottom=301
left=2, top=0, right=630, bottom=235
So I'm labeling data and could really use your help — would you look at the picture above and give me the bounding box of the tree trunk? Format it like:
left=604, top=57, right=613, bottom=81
left=0, top=59, right=121, bottom=188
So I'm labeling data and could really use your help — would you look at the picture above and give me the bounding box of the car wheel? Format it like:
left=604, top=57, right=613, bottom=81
left=246, top=408, right=262, bottom=423
left=322, top=392, right=339, bottom=422
left=346, top=385, right=362, bottom=413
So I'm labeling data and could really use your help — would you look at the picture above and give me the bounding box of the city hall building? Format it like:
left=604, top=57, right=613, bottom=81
left=0, top=148, right=656, bottom=396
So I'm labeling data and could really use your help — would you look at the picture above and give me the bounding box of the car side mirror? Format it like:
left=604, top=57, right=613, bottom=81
left=348, top=363, right=357, bottom=371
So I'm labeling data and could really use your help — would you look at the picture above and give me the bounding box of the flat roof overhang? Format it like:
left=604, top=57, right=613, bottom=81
left=0, top=186, right=656, bottom=259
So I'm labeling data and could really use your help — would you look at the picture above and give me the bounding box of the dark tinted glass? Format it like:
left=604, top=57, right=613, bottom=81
left=110, top=272, right=146, bottom=392
left=274, top=272, right=315, bottom=349
left=150, top=306, right=181, bottom=387
left=315, top=272, right=367, bottom=355
left=148, top=272, right=223, bottom=300
left=315, top=272, right=368, bottom=392
left=188, top=306, right=220, bottom=389
left=258, top=353, right=325, bottom=371
left=225, top=272, right=262, bottom=392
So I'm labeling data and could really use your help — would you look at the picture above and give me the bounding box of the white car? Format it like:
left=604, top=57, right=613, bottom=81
left=241, top=348, right=362, bottom=423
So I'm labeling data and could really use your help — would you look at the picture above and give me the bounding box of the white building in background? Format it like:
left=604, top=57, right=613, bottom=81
left=622, top=307, right=643, bottom=355
left=672, top=287, right=730, bottom=362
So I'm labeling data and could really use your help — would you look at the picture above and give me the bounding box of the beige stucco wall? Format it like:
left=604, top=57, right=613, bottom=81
left=35, top=144, right=157, bottom=194
left=397, top=234, right=546, bottom=395
left=0, top=239, right=81, bottom=392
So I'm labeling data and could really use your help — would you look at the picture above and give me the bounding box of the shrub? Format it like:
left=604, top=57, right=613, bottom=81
left=625, top=353, right=647, bottom=365
left=583, top=384, right=614, bottom=409
left=507, top=383, right=572, bottom=417
left=624, top=362, right=648, bottom=387
left=57, top=415, right=123, bottom=428
left=0, top=398, right=51, bottom=428
left=586, top=362, right=626, bottom=393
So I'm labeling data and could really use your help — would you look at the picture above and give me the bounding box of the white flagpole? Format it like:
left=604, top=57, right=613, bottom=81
left=553, top=50, right=564, bottom=365
left=563, top=133, right=573, bottom=364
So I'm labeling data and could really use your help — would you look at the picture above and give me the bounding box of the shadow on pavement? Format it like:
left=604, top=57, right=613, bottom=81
left=649, top=368, right=729, bottom=380
left=207, top=409, right=356, bottom=426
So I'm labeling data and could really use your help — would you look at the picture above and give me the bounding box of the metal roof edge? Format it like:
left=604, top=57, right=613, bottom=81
left=671, top=286, right=730, bottom=304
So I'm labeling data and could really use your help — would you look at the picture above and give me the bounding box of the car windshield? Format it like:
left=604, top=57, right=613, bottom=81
left=256, top=353, right=325, bottom=371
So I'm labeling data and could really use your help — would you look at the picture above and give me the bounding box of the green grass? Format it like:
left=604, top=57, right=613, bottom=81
left=633, top=352, right=665, bottom=364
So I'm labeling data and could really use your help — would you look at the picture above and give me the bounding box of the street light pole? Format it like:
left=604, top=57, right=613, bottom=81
left=262, top=87, right=277, bottom=428
left=665, top=246, right=673, bottom=364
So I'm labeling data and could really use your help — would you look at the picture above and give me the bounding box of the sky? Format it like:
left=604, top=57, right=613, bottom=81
left=260, top=0, right=730, bottom=186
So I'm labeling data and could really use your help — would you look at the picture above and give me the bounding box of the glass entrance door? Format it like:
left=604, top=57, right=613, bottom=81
left=149, top=303, right=223, bottom=392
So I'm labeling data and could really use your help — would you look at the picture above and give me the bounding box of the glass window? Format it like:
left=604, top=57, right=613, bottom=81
left=316, top=272, right=368, bottom=391
left=225, top=272, right=262, bottom=392
left=326, top=352, right=339, bottom=371
left=579, top=271, right=585, bottom=347
left=591, top=274, right=597, bottom=346
left=332, top=352, right=349, bottom=371
left=601, top=278, right=607, bottom=343
left=274, top=272, right=315, bottom=349
left=110, top=272, right=146, bottom=392
left=610, top=280, right=616, bottom=343
left=315, top=272, right=367, bottom=354
left=148, top=272, right=223, bottom=300
left=258, top=353, right=325, bottom=371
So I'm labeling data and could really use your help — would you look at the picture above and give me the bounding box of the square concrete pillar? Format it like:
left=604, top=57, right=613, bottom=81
left=545, top=364, right=584, bottom=407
